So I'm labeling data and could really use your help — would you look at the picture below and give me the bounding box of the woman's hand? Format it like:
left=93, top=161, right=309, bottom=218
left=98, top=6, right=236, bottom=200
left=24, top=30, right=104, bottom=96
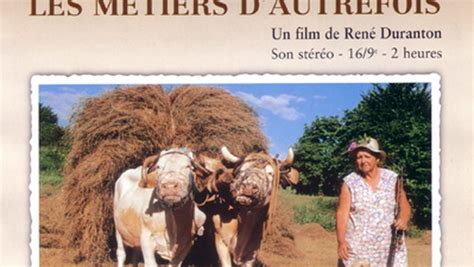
left=336, top=183, right=352, bottom=261
left=394, top=184, right=411, bottom=231
left=393, top=217, right=409, bottom=231
left=337, top=240, right=351, bottom=260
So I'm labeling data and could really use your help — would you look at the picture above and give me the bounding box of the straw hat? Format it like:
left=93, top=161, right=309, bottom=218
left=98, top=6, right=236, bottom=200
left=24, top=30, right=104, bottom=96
left=347, top=136, right=386, bottom=161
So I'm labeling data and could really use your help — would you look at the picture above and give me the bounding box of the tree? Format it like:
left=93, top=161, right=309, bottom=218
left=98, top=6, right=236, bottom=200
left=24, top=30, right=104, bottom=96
left=39, top=103, right=64, bottom=146
left=293, top=116, right=343, bottom=195
left=293, top=83, right=432, bottom=228
left=340, top=83, right=431, bottom=228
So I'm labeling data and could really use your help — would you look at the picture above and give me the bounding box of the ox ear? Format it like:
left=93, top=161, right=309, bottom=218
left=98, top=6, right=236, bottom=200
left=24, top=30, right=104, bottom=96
left=280, top=168, right=299, bottom=188
left=194, top=165, right=211, bottom=180
left=140, top=154, right=160, bottom=188
left=143, top=155, right=160, bottom=170
left=139, top=170, right=158, bottom=188
left=278, top=147, right=295, bottom=173
left=187, top=151, right=194, bottom=160
left=191, top=154, right=214, bottom=191
left=278, top=147, right=299, bottom=188
left=279, top=147, right=294, bottom=169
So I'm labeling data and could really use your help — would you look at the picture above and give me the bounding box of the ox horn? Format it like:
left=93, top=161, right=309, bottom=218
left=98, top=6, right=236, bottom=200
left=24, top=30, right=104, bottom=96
left=221, top=146, right=240, bottom=163
left=280, top=147, right=294, bottom=168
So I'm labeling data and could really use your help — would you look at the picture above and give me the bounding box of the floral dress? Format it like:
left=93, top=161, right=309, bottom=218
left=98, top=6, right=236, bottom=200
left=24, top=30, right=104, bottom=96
left=342, top=168, right=407, bottom=267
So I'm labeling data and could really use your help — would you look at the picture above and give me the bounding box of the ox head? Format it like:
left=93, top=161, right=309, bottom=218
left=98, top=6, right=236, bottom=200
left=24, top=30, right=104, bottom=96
left=141, top=148, right=212, bottom=209
left=274, top=149, right=299, bottom=189
left=220, top=146, right=297, bottom=209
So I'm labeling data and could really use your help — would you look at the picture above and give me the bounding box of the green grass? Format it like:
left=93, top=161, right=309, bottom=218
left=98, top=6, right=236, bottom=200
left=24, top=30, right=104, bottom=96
left=40, top=170, right=63, bottom=195
left=279, top=189, right=338, bottom=231
left=293, top=196, right=338, bottom=231
left=36, top=173, right=427, bottom=237
left=39, top=145, right=66, bottom=195
left=39, top=146, right=67, bottom=172
left=279, top=188, right=320, bottom=207
left=280, top=189, right=426, bottom=236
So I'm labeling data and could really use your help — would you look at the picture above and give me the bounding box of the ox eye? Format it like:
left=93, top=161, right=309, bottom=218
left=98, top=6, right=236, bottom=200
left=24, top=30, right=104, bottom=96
left=265, top=165, right=274, bottom=175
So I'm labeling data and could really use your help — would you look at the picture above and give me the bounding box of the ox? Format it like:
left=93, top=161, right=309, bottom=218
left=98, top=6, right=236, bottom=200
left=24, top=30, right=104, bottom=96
left=113, top=148, right=211, bottom=267
left=204, top=146, right=299, bottom=267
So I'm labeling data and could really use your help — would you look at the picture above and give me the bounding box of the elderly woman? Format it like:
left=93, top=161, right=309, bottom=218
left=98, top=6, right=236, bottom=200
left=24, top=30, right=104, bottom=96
left=336, top=137, right=411, bottom=267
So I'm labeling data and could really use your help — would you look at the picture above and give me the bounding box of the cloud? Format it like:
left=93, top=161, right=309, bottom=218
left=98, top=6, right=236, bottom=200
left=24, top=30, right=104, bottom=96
left=236, top=92, right=305, bottom=121
left=40, top=87, right=96, bottom=126
left=258, top=115, right=268, bottom=127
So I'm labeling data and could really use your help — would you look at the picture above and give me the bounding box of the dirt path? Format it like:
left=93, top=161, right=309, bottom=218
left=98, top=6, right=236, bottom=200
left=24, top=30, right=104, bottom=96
left=261, top=223, right=431, bottom=266
left=40, top=194, right=431, bottom=266
left=40, top=223, right=431, bottom=266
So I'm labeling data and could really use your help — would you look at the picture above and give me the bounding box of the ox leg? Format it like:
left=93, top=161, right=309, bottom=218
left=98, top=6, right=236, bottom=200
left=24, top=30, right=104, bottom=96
left=215, top=233, right=232, bottom=267
left=115, top=229, right=126, bottom=267
left=213, top=215, right=233, bottom=267
left=130, top=247, right=141, bottom=267
left=140, top=229, right=158, bottom=267
left=194, top=205, right=206, bottom=236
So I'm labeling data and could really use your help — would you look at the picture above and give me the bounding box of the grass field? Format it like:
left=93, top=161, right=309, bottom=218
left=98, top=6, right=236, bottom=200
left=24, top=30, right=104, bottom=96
left=279, top=189, right=338, bottom=230
left=39, top=175, right=430, bottom=266
left=278, top=189, right=424, bottom=237
left=39, top=170, right=62, bottom=195
left=39, top=176, right=423, bottom=237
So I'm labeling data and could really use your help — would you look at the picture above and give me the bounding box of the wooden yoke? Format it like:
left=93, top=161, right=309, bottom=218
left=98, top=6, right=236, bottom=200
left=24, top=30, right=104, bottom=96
left=263, top=158, right=280, bottom=240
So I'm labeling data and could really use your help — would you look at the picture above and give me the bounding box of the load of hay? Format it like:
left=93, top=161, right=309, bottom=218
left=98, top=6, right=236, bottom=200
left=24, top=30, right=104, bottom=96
left=60, top=85, right=277, bottom=263
left=170, top=85, right=266, bottom=157
left=61, top=85, right=172, bottom=263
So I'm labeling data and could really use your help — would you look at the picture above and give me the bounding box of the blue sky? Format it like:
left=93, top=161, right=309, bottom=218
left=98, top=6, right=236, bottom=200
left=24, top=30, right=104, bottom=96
left=39, top=83, right=373, bottom=156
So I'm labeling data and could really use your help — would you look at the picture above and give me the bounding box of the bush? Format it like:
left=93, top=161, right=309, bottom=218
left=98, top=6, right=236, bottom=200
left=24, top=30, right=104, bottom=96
left=406, top=225, right=424, bottom=238
left=40, top=123, right=64, bottom=146
left=39, top=103, right=64, bottom=146
left=39, top=146, right=67, bottom=172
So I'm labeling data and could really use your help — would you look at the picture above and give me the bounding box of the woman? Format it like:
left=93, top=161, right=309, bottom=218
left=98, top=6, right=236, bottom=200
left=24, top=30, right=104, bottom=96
left=336, top=137, right=411, bottom=267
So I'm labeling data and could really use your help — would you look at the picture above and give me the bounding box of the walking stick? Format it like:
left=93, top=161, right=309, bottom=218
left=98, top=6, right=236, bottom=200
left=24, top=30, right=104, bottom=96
left=387, top=167, right=404, bottom=267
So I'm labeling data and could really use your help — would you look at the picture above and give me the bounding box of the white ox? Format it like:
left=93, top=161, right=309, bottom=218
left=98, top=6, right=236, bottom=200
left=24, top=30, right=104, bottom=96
left=207, top=146, right=299, bottom=267
left=113, top=148, right=210, bottom=267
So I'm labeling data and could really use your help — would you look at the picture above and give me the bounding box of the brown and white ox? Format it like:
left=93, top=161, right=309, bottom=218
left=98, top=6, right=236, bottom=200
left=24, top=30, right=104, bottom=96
left=113, top=148, right=212, bottom=267
left=204, top=146, right=299, bottom=267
